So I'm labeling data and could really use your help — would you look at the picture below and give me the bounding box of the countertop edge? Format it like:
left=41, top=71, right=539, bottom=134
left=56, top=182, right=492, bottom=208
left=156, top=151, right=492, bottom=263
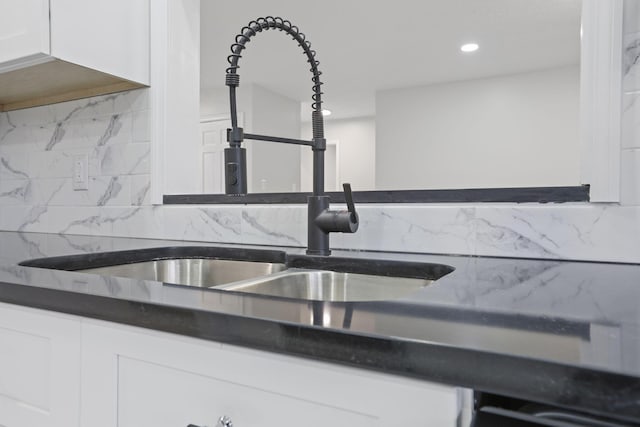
left=1, top=279, right=638, bottom=424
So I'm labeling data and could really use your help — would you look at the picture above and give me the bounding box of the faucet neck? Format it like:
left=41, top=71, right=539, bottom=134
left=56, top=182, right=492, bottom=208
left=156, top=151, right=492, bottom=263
left=225, top=17, right=325, bottom=139
left=312, top=141, right=325, bottom=196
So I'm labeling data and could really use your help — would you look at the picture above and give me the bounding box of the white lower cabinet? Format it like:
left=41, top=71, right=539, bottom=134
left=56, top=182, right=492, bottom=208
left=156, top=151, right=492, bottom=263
left=0, top=302, right=81, bottom=427
left=118, top=357, right=376, bottom=427
left=0, top=303, right=463, bottom=427
left=81, top=320, right=462, bottom=427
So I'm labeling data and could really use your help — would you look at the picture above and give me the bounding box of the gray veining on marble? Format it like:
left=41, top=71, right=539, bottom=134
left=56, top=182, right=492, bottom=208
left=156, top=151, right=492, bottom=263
left=97, top=177, right=123, bottom=206
left=97, top=114, right=123, bottom=147
left=0, top=113, right=16, bottom=143
left=132, top=179, right=151, bottom=206
left=45, top=122, right=66, bottom=151
left=241, top=208, right=303, bottom=246
left=0, top=157, right=29, bottom=180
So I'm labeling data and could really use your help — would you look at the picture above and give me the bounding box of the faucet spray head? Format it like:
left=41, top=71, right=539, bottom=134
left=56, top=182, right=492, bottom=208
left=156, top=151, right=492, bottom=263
left=225, top=127, right=247, bottom=195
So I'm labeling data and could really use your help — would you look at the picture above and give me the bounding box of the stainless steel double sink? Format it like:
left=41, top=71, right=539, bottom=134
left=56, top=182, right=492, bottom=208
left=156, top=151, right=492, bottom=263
left=20, top=247, right=454, bottom=302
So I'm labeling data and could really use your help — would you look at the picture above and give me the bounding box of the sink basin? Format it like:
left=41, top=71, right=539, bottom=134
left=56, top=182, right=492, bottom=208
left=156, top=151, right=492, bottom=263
left=217, top=269, right=434, bottom=302
left=19, top=247, right=454, bottom=302
left=19, top=246, right=288, bottom=288
left=78, top=258, right=286, bottom=288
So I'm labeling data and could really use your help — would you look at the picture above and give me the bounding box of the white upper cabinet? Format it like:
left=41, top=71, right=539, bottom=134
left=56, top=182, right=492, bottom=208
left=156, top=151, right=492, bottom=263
left=0, top=0, right=50, bottom=68
left=49, top=0, right=149, bottom=85
left=0, top=0, right=149, bottom=112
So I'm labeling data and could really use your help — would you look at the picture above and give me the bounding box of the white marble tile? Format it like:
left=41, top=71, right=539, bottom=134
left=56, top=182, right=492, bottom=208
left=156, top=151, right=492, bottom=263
left=473, top=204, right=640, bottom=263
left=163, top=205, right=242, bottom=243
left=47, top=206, right=104, bottom=236
left=625, top=0, right=640, bottom=35
left=622, top=93, right=640, bottom=149
left=2, top=105, right=57, bottom=127
left=0, top=153, right=31, bottom=180
left=0, top=112, right=10, bottom=138
left=0, top=120, right=34, bottom=147
left=43, top=233, right=112, bottom=256
left=44, top=113, right=133, bottom=151
left=624, top=32, right=640, bottom=92
left=28, top=125, right=55, bottom=151
left=0, top=233, right=48, bottom=261
left=0, top=139, right=37, bottom=156
left=17, top=206, right=50, bottom=233
left=93, top=176, right=132, bottom=207
left=32, top=176, right=132, bottom=207
left=97, top=142, right=150, bottom=176
left=30, top=179, right=67, bottom=205
left=474, top=204, right=589, bottom=260
left=621, top=149, right=640, bottom=205
left=131, top=175, right=151, bottom=206
left=0, top=206, right=42, bottom=231
left=105, top=206, right=164, bottom=239
left=45, top=90, right=143, bottom=124
left=578, top=205, right=640, bottom=263
left=241, top=205, right=305, bottom=247
left=334, top=204, right=476, bottom=255
left=114, top=89, right=150, bottom=114
left=53, top=92, right=122, bottom=122
left=132, top=110, right=151, bottom=142
left=0, top=179, right=33, bottom=206
left=30, top=149, right=98, bottom=179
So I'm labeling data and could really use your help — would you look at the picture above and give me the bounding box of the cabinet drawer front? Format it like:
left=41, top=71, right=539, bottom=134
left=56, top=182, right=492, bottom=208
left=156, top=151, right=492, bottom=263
left=118, top=357, right=375, bottom=427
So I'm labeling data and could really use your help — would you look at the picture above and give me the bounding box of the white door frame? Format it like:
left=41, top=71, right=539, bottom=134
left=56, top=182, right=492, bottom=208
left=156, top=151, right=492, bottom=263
left=580, top=0, right=624, bottom=202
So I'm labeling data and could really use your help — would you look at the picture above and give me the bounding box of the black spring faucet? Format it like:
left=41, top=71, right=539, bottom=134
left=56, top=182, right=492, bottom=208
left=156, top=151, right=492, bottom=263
left=223, top=16, right=358, bottom=256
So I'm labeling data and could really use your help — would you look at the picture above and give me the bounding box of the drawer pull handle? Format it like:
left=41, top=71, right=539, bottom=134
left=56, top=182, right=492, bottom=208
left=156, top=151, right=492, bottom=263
left=186, top=414, right=232, bottom=427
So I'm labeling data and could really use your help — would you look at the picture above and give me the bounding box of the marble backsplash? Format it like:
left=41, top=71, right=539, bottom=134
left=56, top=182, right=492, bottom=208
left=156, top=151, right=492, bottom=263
left=1, top=90, right=640, bottom=264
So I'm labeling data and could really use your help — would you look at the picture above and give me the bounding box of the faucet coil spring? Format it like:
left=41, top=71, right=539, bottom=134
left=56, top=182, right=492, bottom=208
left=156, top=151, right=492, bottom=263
left=225, top=16, right=324, bottom=112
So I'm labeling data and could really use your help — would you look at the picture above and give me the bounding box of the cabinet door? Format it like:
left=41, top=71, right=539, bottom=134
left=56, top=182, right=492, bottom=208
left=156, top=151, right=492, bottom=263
left=81, top=320, right=461, bottom=427
left=50, top=0, right=149, bottom=84
left=0, top=0, right=50, bottom=68
left=0, top=302, right=81, bottom=427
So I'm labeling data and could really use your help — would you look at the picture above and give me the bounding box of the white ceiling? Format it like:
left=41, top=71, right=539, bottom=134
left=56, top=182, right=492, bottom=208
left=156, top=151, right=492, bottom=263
left=200, top=0, right=582, bottom=120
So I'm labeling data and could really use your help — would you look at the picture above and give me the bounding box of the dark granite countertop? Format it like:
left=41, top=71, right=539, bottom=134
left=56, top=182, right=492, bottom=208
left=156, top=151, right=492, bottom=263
left=1, top=231, right=639, bottom=423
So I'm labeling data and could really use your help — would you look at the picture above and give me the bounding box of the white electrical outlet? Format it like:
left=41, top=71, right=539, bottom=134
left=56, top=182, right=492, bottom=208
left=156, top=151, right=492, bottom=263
left=72, top=154, right=89, bottom=190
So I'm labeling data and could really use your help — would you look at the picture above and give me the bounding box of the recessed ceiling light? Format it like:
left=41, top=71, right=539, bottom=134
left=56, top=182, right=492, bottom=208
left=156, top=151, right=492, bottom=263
left=460, top=43, right=479, bottom=53
left=321, top=109, right=332, bottom=116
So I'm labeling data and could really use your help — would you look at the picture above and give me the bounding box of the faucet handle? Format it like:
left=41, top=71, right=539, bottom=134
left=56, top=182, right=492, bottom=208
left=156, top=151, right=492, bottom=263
left=343, top=183, right=357, bottom=223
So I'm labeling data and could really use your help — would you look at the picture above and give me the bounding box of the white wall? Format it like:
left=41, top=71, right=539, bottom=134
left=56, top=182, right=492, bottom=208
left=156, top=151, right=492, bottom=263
left=251, top=85, right=301, bottom=192
left=201, top=87, right=235, bottom=119
left=301, top=117, right=376, bottom=192
left=200, top=85, right=256, bottom=192
left=200, top=84, right=300, bottom=193
left=376, top=66, right=581, bottom=190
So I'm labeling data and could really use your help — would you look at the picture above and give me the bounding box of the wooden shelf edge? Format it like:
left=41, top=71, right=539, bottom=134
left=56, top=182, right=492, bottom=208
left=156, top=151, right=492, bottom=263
left=0, top=81, right=146, bottom=112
